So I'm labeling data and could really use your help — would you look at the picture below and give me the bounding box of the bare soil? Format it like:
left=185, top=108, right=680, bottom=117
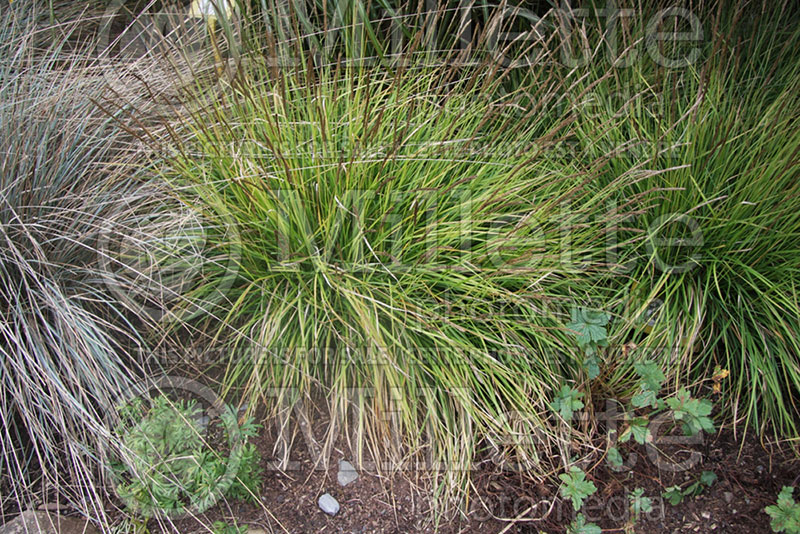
left=158, top=421, right=799, bottom=534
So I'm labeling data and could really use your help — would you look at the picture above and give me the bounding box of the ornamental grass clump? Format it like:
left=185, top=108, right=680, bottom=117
left=544, top=1, right=800, bottom=437
left=0, top=1, right=169, bottom=521
left=157, top=25, right=639, bottom=502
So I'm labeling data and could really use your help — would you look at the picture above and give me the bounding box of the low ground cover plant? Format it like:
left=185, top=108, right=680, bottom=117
left=111, top=395, right=262, bottom=518
left=766, top=486, right=800, bottom=534
left=662, top=470, right=717, bottom=506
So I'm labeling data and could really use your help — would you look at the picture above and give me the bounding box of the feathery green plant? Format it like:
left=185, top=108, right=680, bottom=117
left=111, top=395, right=262, bottom=518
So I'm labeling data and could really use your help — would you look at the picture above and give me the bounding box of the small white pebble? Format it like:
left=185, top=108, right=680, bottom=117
left=318, top=493, right=340, bottom=516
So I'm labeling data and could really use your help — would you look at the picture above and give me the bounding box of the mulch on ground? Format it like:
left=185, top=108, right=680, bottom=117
left=160, top=420, right=799, bottom=533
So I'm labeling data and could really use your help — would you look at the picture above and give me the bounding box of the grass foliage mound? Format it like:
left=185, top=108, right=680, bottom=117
left=163, top=56, right=631, bottom=491
left=0, top=2, right=151, bottom=518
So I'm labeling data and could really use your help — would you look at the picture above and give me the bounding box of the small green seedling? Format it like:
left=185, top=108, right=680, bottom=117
left=559, top=466, right=598, bottom=511
left=212, top=522, right=247, bottom=534
left=629, top=488, right=653, bottom=520
left=607, top=445, right=624, bottom=468
left=631, top=386, right=659, bottom=409
left=662, top=485, right=684, bottom=506
left=619, top=416, right=651, bottom=445
left=609, top=360, right=715, bottom=491
left=665, top=388, right=715, bottom=436
left=633, top=360, right=666, bottom=393
left=689, top=471, right=718, bottom=496
left=567, top=308, right=611, bottom=380
left=662, top=471, right=717, bottom=505
left=765, top=486, right=800, bottom=533
left=616, top=361, right=713, bottom=452
left=631, top=360, right=666, bottom=409
left=567, top=513, right=601, bottom=534
left=551, top=385, right=585, bottom=421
